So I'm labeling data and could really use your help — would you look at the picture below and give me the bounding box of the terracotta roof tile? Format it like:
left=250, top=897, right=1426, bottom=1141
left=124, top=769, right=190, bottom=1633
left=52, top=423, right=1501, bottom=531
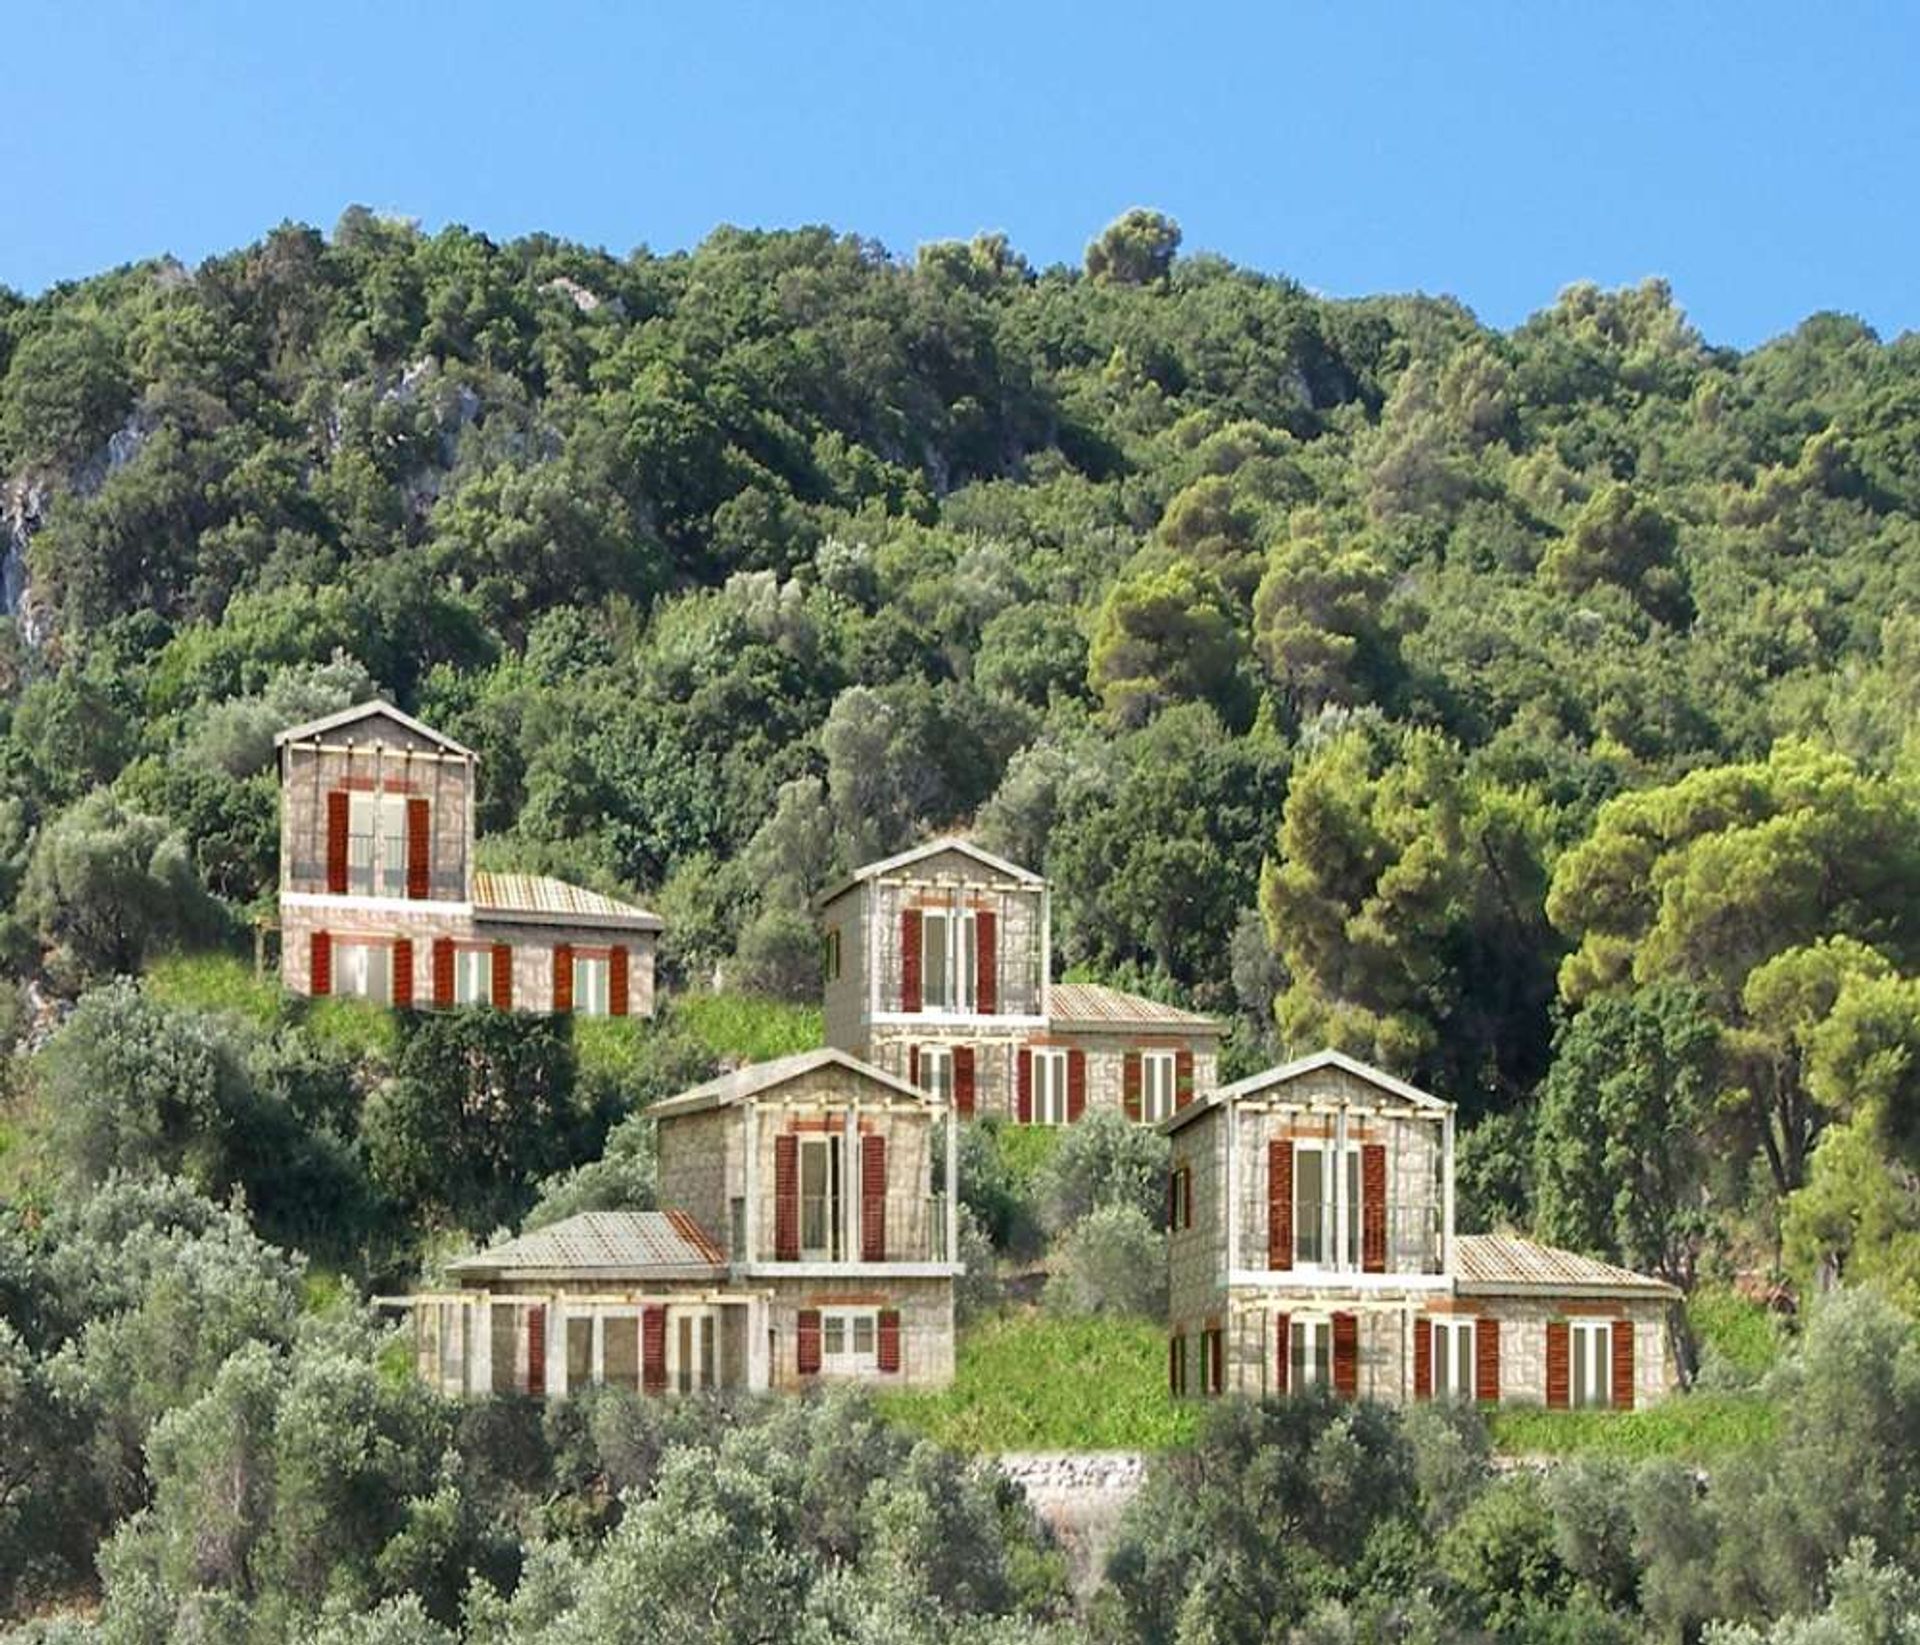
left=1047, top=982, right=1221, bottom=1033
left=1452, top=1234, right=1677, bottom=1298
left=449, top=1211, right=724, bottom=1278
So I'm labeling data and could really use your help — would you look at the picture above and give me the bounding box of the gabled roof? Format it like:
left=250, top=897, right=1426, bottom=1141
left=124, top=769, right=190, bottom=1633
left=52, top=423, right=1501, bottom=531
left=447, top=1210, right=726, bottom=1281
left=1163, top=1047, right=1450, bottom=1134
left=649, top=1047, right=933, bottom=1120
left=1452, top=1234, right=1679, bottom=1300
left=816, top=836, right=1042, bottom=908
left=473, top=872, right=663, bottom=932
left=1048, top=982, right=1223, bottom=1036
left=273, top=698, right=475, bottom=758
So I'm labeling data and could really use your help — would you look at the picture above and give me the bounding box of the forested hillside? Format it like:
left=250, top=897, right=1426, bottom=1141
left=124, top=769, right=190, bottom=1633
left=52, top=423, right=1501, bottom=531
left=3, top=207, right=1920, bottom=1639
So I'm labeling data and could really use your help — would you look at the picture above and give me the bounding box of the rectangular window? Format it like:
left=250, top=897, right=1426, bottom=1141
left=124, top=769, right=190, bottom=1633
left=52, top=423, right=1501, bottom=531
left=1290, top=1317, right=1333, bottom=1390
left=1033, top=1048, right=1070, bottom=1125
left=1434, top=1319, right=1477, bottom=1401
left=1293, top=1143, right=1362, bottom=1268
left=920, top=909, right=977, bottom=1013
left=1141, top=1051, right=1177, bottom=1124
left=333, top=941, right=391, bottom=1004
left=454, top=947, right=491, bottom=1005
left=1199, top=1329, right=1216, bottom=1393
left=672, top=1308, right=718, bottom=1394
left=1170, top=1162, right=1193, bottom=1231
left=820, top=1307, right=878, bottom=1376
left=799, top=1134, right=844, bottom=1262
left=347, top=793, right=411, bottom=897
left=1571, top=1320, right=1613, bottom=1409
left=573, top=954, right=610, bottom=1016
left=919, top=1046, right=954, bottom=1104
left=824, top=926, right=842, bottom=982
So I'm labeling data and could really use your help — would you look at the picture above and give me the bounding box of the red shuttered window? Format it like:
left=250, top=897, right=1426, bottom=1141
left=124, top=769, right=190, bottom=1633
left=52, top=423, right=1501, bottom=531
left=642, top=1306, right=667, bottom=1394
left=1274, top=1312, right=1291, bottom=1394
left=975, top=909, right=997, bottom=1013
left=1332, top=1312, right=1359, bottom=1400
left=1066, top=1049, right=1087, bottom=1122
left=609, top=945, right=629, bottom=1016
left=391, top=939, right=414, bottom=1009
left=877, top=1309, right=901, bottom=1373
left=552, top=944, right=573, bottom=1013
left=1016, top=1049, right=1033, bottom=1123
left=1611, top=1319, right=1636, bottom=1411
left=861, top=1134, right=887, bottom=1261
left=796, top=1309, right=822, bottom=1376
left=1268, top=1139, right=1293, bottom=1270
left=774, top=1135, right=800, bottom=1261
left=310, top=930, right=333, bottom=996
left=1123, top=1052, right=1142, bottom=1122
left=325, top=792, right=350, bottom=894
left=406, top=797, right=430, bottom=899
left=1546, top=1321, right=1571, bottom=1409
left=1476, top=1318, right=1502, bottom=1405
left=900, top=909, right=923, bottom=1012
left=954, top=1046, right=976, bottom=1118
left=525, top=1305, right=546, bottom=1396
left=1361, top=1143, right=1388, bottom=1273
left=1175, top=1049, right=1194, bottom=1109
left=1413, top=1318, right=1433, bottom=1400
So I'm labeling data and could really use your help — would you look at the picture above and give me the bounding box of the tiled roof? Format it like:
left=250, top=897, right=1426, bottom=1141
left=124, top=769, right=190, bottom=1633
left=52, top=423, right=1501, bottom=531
left=1165, top=1048, right=1450, bottom=1135
left=449, top=1211, right=725, bottom=1278
left=649, top=1047, right=930, bottom=1118
left=1452, top=1234, right=1678, bottom=1299
left=472, top=872, right=663, bottom=931
left=816, top=836, right=1042, bottom=906
left=273, top=698, right=474, bottom=756
left=1047, top=982, right=1222, bottom=1033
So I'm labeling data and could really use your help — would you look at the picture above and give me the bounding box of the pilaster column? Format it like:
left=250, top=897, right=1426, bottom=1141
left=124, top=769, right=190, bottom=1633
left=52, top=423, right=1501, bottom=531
left=1334, top=1104, right=1351, bottom=1272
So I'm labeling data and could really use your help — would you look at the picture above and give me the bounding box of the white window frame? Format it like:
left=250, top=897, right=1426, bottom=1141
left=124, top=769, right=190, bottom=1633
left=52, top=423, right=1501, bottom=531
left=1293, top=1142, right=1362, bottom=1270
left=669, top=1305, right=718, bottom=1394
left=798, top=1134, right=844, bottom=1262
left=920, top=908, right=977, bottom=1014
left=572, top=953, right=610, bottom=1016
left=347, top=792, right=412, bottom=898
left=333, top=940, right=391, bottom=1004
left=1032, top=1048, right=1070, bottom=1126
left=1141, top=1051, right=1177, bottom=1125
left=819, top=1307, right=878, bottom=1377
left=1571, top=1320, right=1613, bottom=1409
left=1434, top=1318, right=1476, bottom=1401
left=918, top=1045, right=954, bottom=1104
left=454, top=947, right=491, bottom=1005
left=1289, top=1316, right=1333, bottom=1391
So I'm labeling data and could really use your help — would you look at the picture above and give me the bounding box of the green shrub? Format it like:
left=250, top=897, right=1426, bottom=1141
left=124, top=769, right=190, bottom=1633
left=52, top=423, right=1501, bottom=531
left=1031, top=1107, right=1167, bottom=1235
left=1688, top=1285, right=1785, bottom=1387
left=1488, top=1393, right=1778, bottom=1462
left=668, top=991, right=822, bottom=1063
left=1042, top=1204, right=1168, bottom=1319
left=144, top=948, right=286, bottom=1028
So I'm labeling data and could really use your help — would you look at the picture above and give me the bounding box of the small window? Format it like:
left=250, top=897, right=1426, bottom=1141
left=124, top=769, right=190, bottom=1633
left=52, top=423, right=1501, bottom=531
left=347, top=793, right=411, bottom=897
left=1141, top=1051, right=1177, bottom=1124
left=1032, top=1049, right=1070, bottom=1125
left=1169, top=1163, right=1195, bottom=1231
left=921, top=909, right=977, bottom=1013
left=334, top=941, right=391, bottom=1004
left=1293, top=1143, right=1363, bottom=1268
left=820, top=1307, right=878, bottom=1376
left=573, top=954, right=610, bottom=1016
left=1290, top=1317, right=1333, bottom=1390
left=1434, top=1318, right=1476, bottom=1401
left=454, top=947, right=491, bottom=1005
left=919, top=1046, right=954, bottom=1104
left=824, top=926, right=842, bottom=982
left=1570, top=1320, right=1613, bottom=1409
left=1170, top=1333, right=1188, bottom=1396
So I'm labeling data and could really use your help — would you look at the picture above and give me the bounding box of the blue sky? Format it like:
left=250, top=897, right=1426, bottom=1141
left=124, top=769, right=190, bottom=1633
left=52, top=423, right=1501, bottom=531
left=7, top=2, right=1915, bottom=348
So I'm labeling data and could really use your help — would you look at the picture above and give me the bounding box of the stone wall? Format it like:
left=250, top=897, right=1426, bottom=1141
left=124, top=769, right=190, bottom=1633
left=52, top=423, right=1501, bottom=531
left=656, top=1106, right=740, bottom=1255
left=763, top=1273, right=954, bottom=1391
left=866, top=851, right=1046, bottom=1018
left=1464, top=1294, right=1674, bottom=1407
left=819, top=884, right=868, bottom=1053
left=1167, top=1104, right=1228, bottom=1350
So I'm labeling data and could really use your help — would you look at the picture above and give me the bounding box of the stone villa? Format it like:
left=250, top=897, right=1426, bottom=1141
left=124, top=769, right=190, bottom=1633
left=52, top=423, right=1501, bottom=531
left=394, top=1048, right=960, bottom=1396
left=275, top=701, right=661, bottom=1016
left=1164, top=1049, right=1678, bottom=1408
left=818, top=838, right=1224, bottom=1125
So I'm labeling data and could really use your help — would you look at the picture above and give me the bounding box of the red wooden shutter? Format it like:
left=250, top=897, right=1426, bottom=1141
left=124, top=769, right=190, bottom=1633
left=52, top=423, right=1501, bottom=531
left=1414, top=1318, right=1433, bottom=1400
left=1067, top=1049, right=1087, bottom=1121
left=310, top=930, right=332, bottom=997
left=1333, top=1312, right=1359, bottom=1400
left=975, top=909, right=997, bottom=1013
left=490, top=942, right=513, bottom=1009
left=641, top=1306, right=667, bottom=1394
left=1546, top=1321, right=1570, bottom=1409
left=877, top=1308, right=901, bottom=1373
left=774, top=1134, right=800, bottom=1260
left=1611, top=1319, right=1635, bottom=1411
left=909, top=1045, right=921, bottom=1087
left=1361, top=1143, right=1388, bottom=1273
left=861, top=1134, right=887, bottom=1261
left=526, top=1305, right=546, bottom=1396
left=953, top=1047, right=975, bottom=1118
left=406, top=797, right=430, bottom=899
left=1274, top=1312, right=1291, bottom=1394
left=1123, top=1052, right=1142, bottom=1122
left=609, top=945, right=629, bottom=1016
left=1268, top=1139, right=1293, bottom=1269
left=325, top=791, right=350, bottom=893
left=796, top=1309, right=822, bottom=1375
left=432, top=938, right=454, bottom=1006
left=1016, top=1049, right=1033, bottom=1123
left=552, top=944, right=573, bottom=1013
left=1175, top=1049, right=1195, bottom=1109
left=391, top=938, right=414, bottom=1009
left=901, top=909, right=923, bottom=1012
left=1476, top=1317, right=1501, bottom=1405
